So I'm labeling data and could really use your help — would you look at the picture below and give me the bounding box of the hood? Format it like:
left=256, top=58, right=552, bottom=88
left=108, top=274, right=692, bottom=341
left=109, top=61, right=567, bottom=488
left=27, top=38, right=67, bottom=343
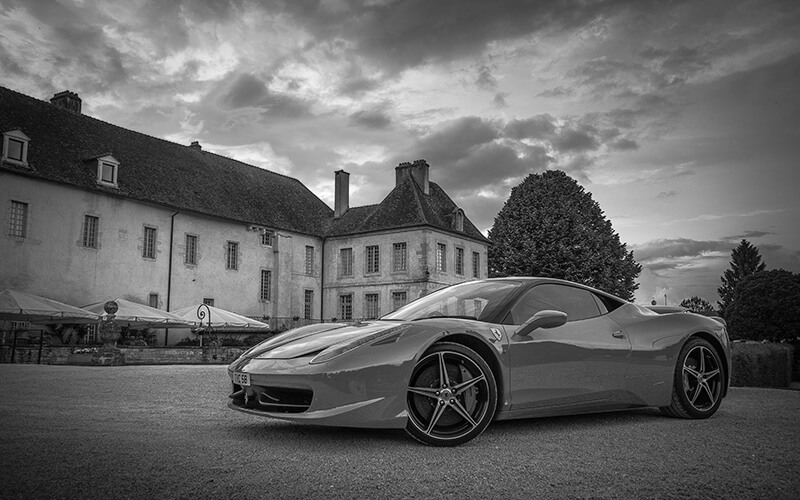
left=246, top=321, right=400, bottom=360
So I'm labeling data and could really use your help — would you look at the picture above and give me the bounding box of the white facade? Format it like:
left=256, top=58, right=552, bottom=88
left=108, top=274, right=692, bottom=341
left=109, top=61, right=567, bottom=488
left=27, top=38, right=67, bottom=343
left=0, top=173, right=323, bottom=342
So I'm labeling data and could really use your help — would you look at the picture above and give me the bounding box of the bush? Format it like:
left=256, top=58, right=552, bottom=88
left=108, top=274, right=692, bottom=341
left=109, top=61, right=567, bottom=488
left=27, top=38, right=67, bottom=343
left=219, top=337, right=245, bottom=347
left=731, top=342, right=795, bottom=387
left=243, top=333, right=273, bottom=346
left=726, top=269, right=800, bottom=342
left=175, top=336, right=200, bottom=346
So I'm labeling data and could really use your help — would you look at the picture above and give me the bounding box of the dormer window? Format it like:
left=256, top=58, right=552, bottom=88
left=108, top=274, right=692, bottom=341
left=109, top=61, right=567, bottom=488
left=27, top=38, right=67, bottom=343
left=452, top=208, right=465, bottom=232
left=95, top=155, right=119, bottom=187
left=2, top=130, right=30, bottom=167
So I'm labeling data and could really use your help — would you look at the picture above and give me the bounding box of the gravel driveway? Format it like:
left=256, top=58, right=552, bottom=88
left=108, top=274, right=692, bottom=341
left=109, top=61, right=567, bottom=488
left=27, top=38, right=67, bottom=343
left=0, top=364, right=797, bottom=499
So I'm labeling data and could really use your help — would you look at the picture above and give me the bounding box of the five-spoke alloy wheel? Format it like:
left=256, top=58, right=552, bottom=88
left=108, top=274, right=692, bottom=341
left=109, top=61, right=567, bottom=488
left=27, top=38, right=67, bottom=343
left=662, top=337, right=724, bottom=419
left=406, top=343, right=497, bottom=446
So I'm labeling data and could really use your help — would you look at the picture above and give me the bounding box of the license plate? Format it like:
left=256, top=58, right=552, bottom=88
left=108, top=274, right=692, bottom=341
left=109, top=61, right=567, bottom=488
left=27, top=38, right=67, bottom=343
left=233, top=372, right=250, bottom=387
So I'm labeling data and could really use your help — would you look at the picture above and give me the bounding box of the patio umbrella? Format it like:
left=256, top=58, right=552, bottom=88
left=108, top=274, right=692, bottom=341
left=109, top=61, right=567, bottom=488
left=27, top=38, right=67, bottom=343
left=82, top=298, right=195, bottom=328
left=0, top=289, right=100, bottom=323
left=171, top=304, right=270, bottom=331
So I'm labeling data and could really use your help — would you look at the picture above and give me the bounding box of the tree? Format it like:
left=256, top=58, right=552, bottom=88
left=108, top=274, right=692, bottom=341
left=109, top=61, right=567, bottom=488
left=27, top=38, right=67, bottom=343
left=726, top=269, right=800, bottom=342
left=488, top=170, right=641, bottom=300
left=717, top=239, right=766, bottom=317
left=679, top=296, right=715, bottom=315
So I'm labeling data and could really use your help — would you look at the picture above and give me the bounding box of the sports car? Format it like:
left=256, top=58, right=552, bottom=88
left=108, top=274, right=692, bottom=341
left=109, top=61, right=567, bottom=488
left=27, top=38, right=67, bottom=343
left=227, top=277, right=730, bottom=446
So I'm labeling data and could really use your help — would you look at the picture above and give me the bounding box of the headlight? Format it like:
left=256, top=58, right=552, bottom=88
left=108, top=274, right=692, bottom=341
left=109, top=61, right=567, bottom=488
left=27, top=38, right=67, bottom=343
left=309, top=325, right=410, bottom=364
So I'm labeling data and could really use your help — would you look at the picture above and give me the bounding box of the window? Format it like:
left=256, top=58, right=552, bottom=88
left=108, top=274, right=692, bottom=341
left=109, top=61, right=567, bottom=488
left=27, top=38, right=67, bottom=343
left=392, top=242, right=407, bottom=272
left=260, top=270, right=272, bottom=301
left=203, top=298, right=214, bottom=306
left=7, top=138, right=24, bottom=161
left=82, top=215, right=99, bottom=248
left=364, top=293, right=380, bottom=319
left=9, top=200, right=27, bottom=237
left=339, top=248, right=353, bottom=276
left=143, top=226, right=156, bottom=259
left=339, top=294, right=353, bottom=321
left=304, top=290, right=314, bottom=319
left=472, top=252, right=480, bottom=278
left=305, top=246, right=314, bottom=275
left=508, top=284, right=602, bottom=324
left=185, top=234, right=197, bottom=265
left=454, top=209, right=464, bottom=232
left=226, top=241, right=238, bottom=270
left=95, top=155, right=119, bottom=187
left=101, top=162, right=115, bottom=183
left=436, top=243, right=447, bottom=272
left=455, top=247, right=464, bottom=275
left=2, top=130, right=30, bottom=166
left=366, top=245, right=380, bottom=274
left=261, top=230, right=274, bottom=246
left=392, top=291, right=408, bottom=311
left=85, top=324, right=97, bottom=343
left=148, top=293, right=159, bottom=308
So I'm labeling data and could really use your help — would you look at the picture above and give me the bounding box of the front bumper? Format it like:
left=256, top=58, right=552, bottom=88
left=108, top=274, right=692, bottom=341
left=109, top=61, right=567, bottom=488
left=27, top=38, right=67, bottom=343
left=226, top=355, right=412, bottom=429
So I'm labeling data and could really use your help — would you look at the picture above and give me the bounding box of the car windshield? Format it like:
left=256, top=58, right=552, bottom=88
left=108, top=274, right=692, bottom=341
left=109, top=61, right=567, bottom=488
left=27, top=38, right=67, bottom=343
left=381, top=280, right=521, bottom=322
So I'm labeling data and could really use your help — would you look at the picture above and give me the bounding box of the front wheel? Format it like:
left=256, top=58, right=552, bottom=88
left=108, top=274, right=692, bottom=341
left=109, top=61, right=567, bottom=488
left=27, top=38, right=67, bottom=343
left=405, top=342, right=497, bottom=446
left=661, top=337, right=724, bottom=419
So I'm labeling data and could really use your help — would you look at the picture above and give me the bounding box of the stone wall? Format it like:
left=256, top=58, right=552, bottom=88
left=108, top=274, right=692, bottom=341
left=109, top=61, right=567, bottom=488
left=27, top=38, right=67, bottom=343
left=0, top=345, right=246, bottom=366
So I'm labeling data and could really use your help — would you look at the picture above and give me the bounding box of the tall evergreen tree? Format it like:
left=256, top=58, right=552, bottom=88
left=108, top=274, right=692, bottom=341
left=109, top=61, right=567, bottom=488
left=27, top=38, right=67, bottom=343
left=717, top=239, right=766, bottom=317
left=488, top=170, right=641, bottom=300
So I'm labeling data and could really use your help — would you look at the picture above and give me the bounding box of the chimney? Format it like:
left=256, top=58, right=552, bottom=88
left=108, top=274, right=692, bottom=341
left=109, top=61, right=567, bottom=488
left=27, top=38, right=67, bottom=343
left=188, top=141, right=202, bottom=151
left=50, top=91, right=82, bottom=113
left=395, top=159, right=430, bottom=195
left=334, top=170, right=350, bottom=218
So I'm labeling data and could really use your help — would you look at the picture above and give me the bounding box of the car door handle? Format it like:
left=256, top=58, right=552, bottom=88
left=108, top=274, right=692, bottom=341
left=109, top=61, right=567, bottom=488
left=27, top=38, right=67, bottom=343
left=612, top=330, right=624, bottom=338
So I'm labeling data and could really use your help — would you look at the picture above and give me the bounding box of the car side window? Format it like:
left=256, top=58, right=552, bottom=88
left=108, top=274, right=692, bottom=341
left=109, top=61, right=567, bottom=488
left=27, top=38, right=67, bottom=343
left=508, top=284, right=602, bottom=324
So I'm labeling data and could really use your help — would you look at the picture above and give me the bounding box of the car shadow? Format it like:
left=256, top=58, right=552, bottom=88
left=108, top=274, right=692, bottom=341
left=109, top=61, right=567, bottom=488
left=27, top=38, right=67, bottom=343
left=227, top=419, right=411, bottom=446
left=225, top=407, right=666, bottom=447
left=489, top=407, right=665, bottom=433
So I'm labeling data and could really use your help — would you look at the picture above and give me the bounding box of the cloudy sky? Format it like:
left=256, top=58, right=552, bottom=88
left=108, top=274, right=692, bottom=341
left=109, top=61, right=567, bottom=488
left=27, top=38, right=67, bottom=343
left=2, top=0, right=799, bottom=306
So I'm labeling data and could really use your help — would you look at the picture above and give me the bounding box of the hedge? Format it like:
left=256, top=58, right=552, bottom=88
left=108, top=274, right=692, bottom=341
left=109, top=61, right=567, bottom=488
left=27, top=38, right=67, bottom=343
left=730, top=341, right=795, bottom=387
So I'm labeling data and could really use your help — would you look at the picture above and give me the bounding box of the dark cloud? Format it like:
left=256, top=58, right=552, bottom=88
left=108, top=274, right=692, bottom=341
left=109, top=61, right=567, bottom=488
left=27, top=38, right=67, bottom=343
left=475, top=65, right=497, bottom=90
left=611, top=137, right=638, bottom=150
left=493, top=92, right=508, bottom=107
left=631, top=238, right=732, bottom=264
left=212, top=72, right=314, bottom=118
left=272, top=0, right=634, bottom=76
left=553, top=126, right=600, bottom=152
left=722, top=230, right=776, bottom=241
left=640, top=45, right=709, bottom=82
left=415, top=116, right=499, bottom=164
left=223, top=73, right=268, bottom=108
left=339, top=76, right=381, bottom=96
left=338, top=63, right=381, bottom=96
left=657, top=190, right=678, bottom=198
left=537, top=86, right=574, bottom=98
left=348, top=107, right=393, bottom=129
left=504, top=115, right=557, bottom=140
left=568, top=57, right=662, bottom=94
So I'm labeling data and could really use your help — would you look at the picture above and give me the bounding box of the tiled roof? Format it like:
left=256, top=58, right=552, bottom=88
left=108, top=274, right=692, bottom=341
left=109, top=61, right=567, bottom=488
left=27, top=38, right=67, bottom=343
left=329, top=175, right=488, bottom=243
left=0, top=86, right=332, bottom=236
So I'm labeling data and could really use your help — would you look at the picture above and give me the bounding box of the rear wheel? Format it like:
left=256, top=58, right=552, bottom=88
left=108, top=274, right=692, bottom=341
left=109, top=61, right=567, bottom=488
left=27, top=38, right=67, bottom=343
left=405, top=343, right=497, bottom=446
left=661, top=337, right=724, bottom=419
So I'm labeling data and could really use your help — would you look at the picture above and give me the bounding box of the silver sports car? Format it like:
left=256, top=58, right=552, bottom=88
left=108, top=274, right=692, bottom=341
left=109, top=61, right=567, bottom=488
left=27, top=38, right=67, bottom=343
left=228, top=277, right=730, bottom=446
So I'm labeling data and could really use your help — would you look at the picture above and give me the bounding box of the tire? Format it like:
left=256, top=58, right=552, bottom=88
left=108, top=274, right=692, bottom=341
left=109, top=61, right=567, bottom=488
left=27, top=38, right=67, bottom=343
left=405, top=342, right=497, bottom=446
left=660, top=337, right=724, bottom=419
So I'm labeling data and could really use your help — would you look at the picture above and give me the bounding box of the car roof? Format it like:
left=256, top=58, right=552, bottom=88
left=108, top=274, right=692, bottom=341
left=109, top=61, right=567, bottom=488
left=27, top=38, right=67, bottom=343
left=480, top=277, right=627, bottom=302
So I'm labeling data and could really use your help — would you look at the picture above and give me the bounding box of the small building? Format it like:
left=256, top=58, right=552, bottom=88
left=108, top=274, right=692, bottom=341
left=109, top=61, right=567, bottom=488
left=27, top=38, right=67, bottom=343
left=0, top=86, right=488, bottom=343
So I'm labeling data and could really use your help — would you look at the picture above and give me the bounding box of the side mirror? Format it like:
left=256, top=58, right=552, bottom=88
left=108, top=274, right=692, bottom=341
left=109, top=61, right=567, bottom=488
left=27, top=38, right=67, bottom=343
left=517, top=310, right=568, bottom=337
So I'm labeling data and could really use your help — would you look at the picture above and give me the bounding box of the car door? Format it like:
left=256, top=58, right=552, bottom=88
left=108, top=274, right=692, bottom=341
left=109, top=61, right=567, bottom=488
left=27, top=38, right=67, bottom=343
left=505, top=284, right=631, bottom=412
